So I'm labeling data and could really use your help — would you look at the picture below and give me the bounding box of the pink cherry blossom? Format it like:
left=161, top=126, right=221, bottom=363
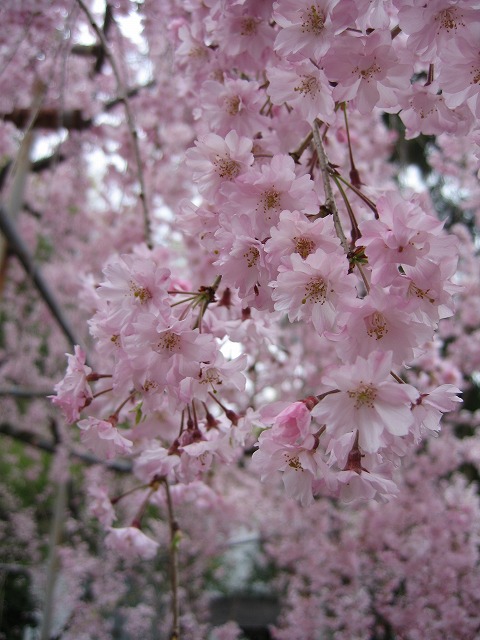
left=185, top=130, right=254, bottom=202
left=312, top=351, right=419, bottom=453
left=336, top=287, right=433, bottom=366
left=396, top=0, right=478, bottom=60
left=399, top=81, right=474, bottom=139
left=105, top=526, right=159, bottom=560
left=267, top=59, right=335, bottom=124
left=437, top=25, right=480, bottom=118
left=271, top=249, right=355, bottom=335
left=50, top=346, right=93, bottom=424
left=323, top=31, right=413, bottom=114
left=195, top=78, right=268, bottom=137
left=77, top=417, right=133, bottom=460
left=265, top=209, right=340, bottom=271
left=273, top=0, right=356, bottom=60
left=220, top=154, right=319, bottom=239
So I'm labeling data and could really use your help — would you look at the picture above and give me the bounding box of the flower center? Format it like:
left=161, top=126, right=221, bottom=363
left=240, top=17, right=258, bottom=36
left=214, top=156, right=240, bottom=179
left=293, top=236, right=316, bottom=259
left=365, top=311, right=388, bottom=340
left=435, top=8, right=463, bottom=33
left=355, top=61, right=381, bottom=80
left=157, top=331, right=180, bottom=352
left=260, top=188, right=282, bottom=217
left=348, top=383, right=377, bottom=409
left=200, top=367, right=222, bottom=388
left=189, top=46, right=207, bottom=59
left=225, top=95, right=241, bottom=115
left=301, top=5, right=325, bottom=35
left=129, top=281, right=152, bottom=303
left=143, top=379, right=158, bottom=392
left=243, top=246, right=260, bottom=268
left=284, top=453, right=302, bottom=470
left=302, top=277, right=327, bottom=304
left=408, top=282, right=435, bottom=303
left=294, top=75, right=320, bottom=97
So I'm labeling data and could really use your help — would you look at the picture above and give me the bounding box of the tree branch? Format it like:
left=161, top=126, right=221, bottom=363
left=0, top=422, right=132, bottom=473
left=0, top=205, right=85, bottom=351
left=312, top=120, right=349, bottom=253
left=76, top=0, right=153, bottom=247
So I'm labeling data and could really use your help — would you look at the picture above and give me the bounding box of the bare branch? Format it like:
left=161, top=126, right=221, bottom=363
left=0, top=205, right=85, bottom=351
left=0, top=422, right=132, bottom=473
left=76, top=0, right=153, bottom=247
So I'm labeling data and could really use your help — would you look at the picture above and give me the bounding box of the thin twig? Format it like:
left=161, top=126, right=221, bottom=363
left=76, top=0, right=153, bottom=247
left=312, top=120, right=349, bottom=253
left=0, top=387, right=53, bottom=398
left=163, top=478, right=180, bottom=640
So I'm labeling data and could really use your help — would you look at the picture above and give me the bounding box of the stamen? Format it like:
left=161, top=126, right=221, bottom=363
left=243, top=246, right=260, bottom=268
left=129, top=281, right=152, bottom=303
left=213, top=156, right=240, bottom=179
left=365, top=311, right=388, bottom=340
left=301, top=5, right=326, bottom=35
left=157, top=331, right=180, bottom=352
left=293, top=236, right=316, bottom=259
left=348, top=383, right=377, bottom=409
left=302, top=277, right=327, bottom=304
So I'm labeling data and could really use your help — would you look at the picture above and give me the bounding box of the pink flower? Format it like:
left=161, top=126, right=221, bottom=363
left=97, top=252, right=171, bottom=321
left=195, top=78, right=268, bottom=137
left=412, top=384, right=462, bottom=436
left=51, top=346, right=93, bottom=424
left=359, top=191, right=449, bottom=287
left=214, top=215, right=272, bottom=306
left=265, top=209, right=340, bottom=271
left=399, top=81, right=474, bottom=139
left=336, top=288, right=433, bottom=366
left=312, top=351, right=419, bottom=453
left=77, top=417, right=133, bottom=460
left=273, top=0, right=356, bottom=60
left=271, top=249, right=355, bottom=335
left=267, top=59, right=335, bottom=124
left=105, top=526, right=159, bottom=560
left=266, top=401, right=314, bottom=447
left=396, top=0, right=478, bottom=60
left=185, top=130, right=254, bottom=202
left=126, top=314, right=218, bottom=388
left=87, top=483, right=116, bottom=527
left=220, top=154, right=319, bottom=239
left=252, top=435, right=323, bottom=506
left=134, top=446, right=180, bottom=483
left=323, top=31, right=413, bottom=114
left=334, top=468, right=399, bottom=503
left=438, top=26, right=480, bottom=118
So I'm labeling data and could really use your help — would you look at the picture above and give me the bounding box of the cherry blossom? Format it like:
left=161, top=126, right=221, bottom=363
left=77, top=417, right=134, bottom=460
left=323, top=31, right=413, bottom=114
left=312, top=351, right=419, bottom=453
left=105, top=526, right=160, bottom=560
left=50, top=346, right=93, bottom=424
left=271, top=249, right=355, bottom=335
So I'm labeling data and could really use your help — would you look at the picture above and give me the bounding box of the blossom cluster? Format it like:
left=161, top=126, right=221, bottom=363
left=48, top=0, right=474, bottom=555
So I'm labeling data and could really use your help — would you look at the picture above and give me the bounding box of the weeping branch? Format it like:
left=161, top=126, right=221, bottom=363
left=76, top=0, right=153, bottom=247
left=312, top=120, right=349, bottom=253
left=0, top=205, right=85, bottom=351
